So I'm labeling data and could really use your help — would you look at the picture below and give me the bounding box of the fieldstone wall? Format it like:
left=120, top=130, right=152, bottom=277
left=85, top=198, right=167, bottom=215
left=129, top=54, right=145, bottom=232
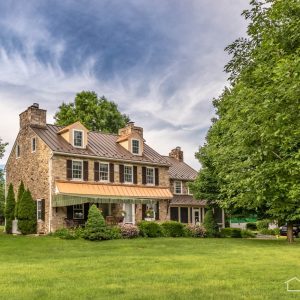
left=5, top=126, right=52, bottom=234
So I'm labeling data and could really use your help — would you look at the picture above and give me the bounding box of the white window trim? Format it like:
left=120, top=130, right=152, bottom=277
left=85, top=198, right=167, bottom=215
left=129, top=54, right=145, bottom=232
left=73, top=129, right=85, bottom=148
left=99, top=162, right=110, bottom=182
left=174, top=181, right=182, bottom=194
left=36, top=199, right=42, bottom=221
left=72, top=159, right=83, bottom=181
left=187, top=186, right=193, bottom=195
left=146, top=167, right=155, bottom=186
left=131, top=139, right=140, bottom=155
left=124, top=164, right=133, bottom=184
left=31, top=137, right=36, bottom=153
left=16, top=144, right=20, bottom=159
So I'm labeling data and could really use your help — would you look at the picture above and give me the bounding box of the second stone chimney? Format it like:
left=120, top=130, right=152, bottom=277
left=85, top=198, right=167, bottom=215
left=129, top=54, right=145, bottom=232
left=19, top=103, right=47, bottom=129
left=118, top=121, right=143, bottom=139
left=169, top=146, right=184, bottom=162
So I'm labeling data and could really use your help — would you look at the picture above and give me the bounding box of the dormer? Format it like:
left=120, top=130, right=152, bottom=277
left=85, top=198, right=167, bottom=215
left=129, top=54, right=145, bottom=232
left=117, top=122, right=144, bottom=156
left=58, top=121, right=89, bottom=149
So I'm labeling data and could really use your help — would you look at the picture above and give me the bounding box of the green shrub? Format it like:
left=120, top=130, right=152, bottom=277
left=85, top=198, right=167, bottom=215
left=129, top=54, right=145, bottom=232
left=259, top=228, right=276, bottom=235
left=4, top=183, right=15, bottom=234
left=53, top=228, right=77, bottom=240
left=16, top=189, right=37, bottom=235
left=246, top=222, right=257, bottom=231
left=161, top=221, right=185, bottom=237
left=203, top=210, right=220, bottom=237
left=15, top=181, right=25, bottom=218
left=241, top=229, right=255, bottom=238
left=107, top=226, right=122, bottom=239
left=83, top=204, right=111, bottom=241
left=220, top=228, right=242, bottom=238
left=184, top=224, right=206, bottom=238
left=257, top=220, right=269, bottom=231
left=138, top=221, right=162, bottom=237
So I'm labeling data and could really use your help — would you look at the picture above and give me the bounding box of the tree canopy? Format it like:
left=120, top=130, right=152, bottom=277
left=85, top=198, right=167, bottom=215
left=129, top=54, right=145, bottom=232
left=0, top=138, right=7, bottom=225
left=54, top=91, right=130, bottom=133
left=192, top=0, right=300, bottom=241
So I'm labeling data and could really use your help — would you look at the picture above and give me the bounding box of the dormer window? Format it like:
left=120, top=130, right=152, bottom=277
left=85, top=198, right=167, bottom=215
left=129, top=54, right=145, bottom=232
left=73, top=130, right=83, bottom=148
left=174, top=181, right=182, bottom=194
left=132, top=139, right=140, bottom=155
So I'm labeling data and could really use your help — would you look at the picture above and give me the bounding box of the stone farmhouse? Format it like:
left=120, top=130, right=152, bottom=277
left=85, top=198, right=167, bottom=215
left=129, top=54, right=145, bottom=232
left=6, top=103, right=224, bottom=234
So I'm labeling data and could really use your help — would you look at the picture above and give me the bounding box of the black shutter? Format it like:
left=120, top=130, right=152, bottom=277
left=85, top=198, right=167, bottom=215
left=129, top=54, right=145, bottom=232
left=84, top=203, right=89, bottom=221
left=155, top=168, right=159, bottom=186
left=110, top=163, right=114, bottom=183
left=41, top=199, right=45, bottom=221
left=83, top=161, right=89, bottom=181
left=142, top=167, right=146, bottom=184
left=133, top=166, right=137, bottom=184
left=119, top=164, right=124, bottom=183
left=156, top=201, right=160, bottom=220
left=67, top=206, right=73, bottom=219
left=67, top=160, right=72, bottom=180
left=94, top=162, right=99, bottom=181
left=142, top=204, right=146, bottom=220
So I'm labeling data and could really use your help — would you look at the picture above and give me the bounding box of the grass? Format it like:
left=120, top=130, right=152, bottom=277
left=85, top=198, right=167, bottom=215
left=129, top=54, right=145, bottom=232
left=0, top=235, right=300, bottom=299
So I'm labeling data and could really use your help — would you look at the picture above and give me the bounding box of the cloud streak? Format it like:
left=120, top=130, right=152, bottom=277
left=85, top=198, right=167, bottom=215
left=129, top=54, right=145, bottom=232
left=0, top=0, right=249, bottom=169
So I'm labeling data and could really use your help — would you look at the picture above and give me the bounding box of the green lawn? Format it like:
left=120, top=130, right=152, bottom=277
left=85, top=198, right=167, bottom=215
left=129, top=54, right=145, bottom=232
left=0, top=235, right=299, bottom=299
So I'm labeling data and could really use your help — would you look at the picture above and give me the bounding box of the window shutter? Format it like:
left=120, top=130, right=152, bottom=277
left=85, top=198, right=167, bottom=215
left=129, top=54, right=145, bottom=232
left=83, top=161, right=89, bottom=181
left=142, top=204, right=146, bottom=220
left=67, top=206, right=73, bottom=219
left=67, top=160, right=72, bottom=180
left=133, top=166, right=137, bottom=184
left=142, top=167, right=146, bottom=184
left=109, top=163, right=114, bottom=183
left=156, top=201, right=160, bottom=220
left=155, top=168, right=159, bottom=186
left=41, top=199, right=45, bottom=221
left=94, top=162, right=99, bottom=181
left=119, top=164, right=124, bottom=183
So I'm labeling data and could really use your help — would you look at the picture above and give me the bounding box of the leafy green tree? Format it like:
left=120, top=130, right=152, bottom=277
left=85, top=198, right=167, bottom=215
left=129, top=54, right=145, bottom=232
left=17, top=189, right=37, bottom=235
left=193, top=0, right=300, bottom=243
left=15, top=181, right=25, bottom=218
left=203, top=210, right=219, bottom=238
left=83, top=204, right=110, bottom=241
left=54, top=91, right=130, bottom=133
left=4, top=184, right=15, bottom=234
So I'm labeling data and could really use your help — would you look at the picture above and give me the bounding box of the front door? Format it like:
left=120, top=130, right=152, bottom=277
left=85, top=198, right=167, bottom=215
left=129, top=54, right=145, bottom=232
left=192, top=208, right=201, bottom=225
left=124, top=203, right=135, bottom=224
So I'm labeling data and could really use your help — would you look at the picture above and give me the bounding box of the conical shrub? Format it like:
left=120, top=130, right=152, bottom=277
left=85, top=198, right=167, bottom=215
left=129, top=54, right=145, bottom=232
left=15, top=181, right=25, bottom=219
left=203, top=209, right=220, bottom=237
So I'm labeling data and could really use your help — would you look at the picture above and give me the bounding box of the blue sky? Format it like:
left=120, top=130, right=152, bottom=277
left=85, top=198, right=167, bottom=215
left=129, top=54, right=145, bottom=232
left=0, top=0, right=249, bottom=168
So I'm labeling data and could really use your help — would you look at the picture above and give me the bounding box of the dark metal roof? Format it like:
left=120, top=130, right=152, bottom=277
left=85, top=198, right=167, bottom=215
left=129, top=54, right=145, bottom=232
left=170, top=195, right=206, bottom=206
left=163, top=156, right=198, bottom=180
left=32, top=124, right=170, bottom=166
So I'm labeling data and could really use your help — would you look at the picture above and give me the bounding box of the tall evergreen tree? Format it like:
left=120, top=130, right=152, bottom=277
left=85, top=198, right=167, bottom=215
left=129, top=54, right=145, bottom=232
left=17, top=189, right=37, bottom=235
left=4, top=184, right=15, bottom=234
left=15, top=181, right=25, bottom=219
left=0, top=172, right=5, bottom=224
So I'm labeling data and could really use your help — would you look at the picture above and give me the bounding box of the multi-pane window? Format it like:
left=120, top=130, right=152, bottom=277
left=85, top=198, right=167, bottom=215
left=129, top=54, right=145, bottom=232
left=72, top=160, right=83, bottom=180
left=146, top=167, right=154, bottom=185
left=73, top=130, right=83, bottom=147
left=37, top=200, right=42, bottom=220
left=174, top=181, right=182, bottom=194
left=31, top=137, right=36, bottom=152
left=132, top=139, right=140, bottom=155
left=99, top=163, right=109, bottom=181
left=73, top=204, right=84, bottom=219
left=16, top=144, right=20, bottom=158
left=124, top=165, right=133, bottom=183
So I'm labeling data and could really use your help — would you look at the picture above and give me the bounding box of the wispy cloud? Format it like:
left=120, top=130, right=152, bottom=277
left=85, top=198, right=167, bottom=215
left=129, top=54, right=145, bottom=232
left=0, top=0, right=249, bottom=168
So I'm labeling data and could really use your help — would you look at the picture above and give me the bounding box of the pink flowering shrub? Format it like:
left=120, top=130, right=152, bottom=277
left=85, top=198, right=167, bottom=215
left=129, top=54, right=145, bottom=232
left=185, top=224, right=206, bottom=238
left=119, top=224, right=140, bottom=239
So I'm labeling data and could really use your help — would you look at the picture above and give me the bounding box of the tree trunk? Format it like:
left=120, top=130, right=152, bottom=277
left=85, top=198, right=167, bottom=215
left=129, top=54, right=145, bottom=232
left=287, top=222, right=294, bottom=243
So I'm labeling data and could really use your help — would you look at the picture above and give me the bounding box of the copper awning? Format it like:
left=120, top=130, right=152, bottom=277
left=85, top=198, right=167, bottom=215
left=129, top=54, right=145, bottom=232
left=53, top=181, right=173, bottom=207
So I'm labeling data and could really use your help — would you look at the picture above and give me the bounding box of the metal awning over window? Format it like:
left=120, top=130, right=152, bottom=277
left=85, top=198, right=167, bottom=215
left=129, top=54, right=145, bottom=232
left=53, top=180, right=173, bottom=207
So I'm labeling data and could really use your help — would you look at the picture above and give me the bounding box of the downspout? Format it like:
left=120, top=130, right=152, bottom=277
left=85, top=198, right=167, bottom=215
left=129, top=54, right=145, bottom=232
left=48, top=152, right=53, bottom=233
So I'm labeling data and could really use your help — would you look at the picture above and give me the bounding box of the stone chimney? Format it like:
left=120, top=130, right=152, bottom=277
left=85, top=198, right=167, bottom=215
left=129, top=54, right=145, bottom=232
left=118, top=121, right=143, bottom=139
left=19, top=103, right=47, bottom=129
left=169, top=146, right=184, bottom=162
